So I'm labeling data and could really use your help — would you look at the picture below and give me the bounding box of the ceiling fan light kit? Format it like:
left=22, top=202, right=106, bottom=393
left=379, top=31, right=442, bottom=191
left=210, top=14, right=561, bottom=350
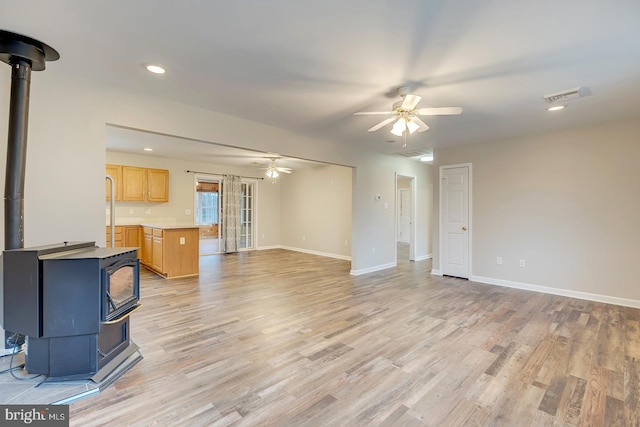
left=262, top=157, right=292, bottom=183
left=354, top=86, right=462, bottom=147
left=266, top=167, right=279, bottom=178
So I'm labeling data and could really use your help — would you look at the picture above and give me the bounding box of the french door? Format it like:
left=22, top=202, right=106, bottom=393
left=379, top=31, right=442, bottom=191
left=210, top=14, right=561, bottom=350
left=195, top=177, right=255, bottom=253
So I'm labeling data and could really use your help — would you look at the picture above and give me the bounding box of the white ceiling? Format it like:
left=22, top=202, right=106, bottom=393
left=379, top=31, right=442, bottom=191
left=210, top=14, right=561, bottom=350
left=3, top=1, right=640, bottom=160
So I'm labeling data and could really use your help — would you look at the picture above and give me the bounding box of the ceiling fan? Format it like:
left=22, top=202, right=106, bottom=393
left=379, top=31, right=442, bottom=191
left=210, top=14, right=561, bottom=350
left=258, top=157, right=292, bottom=179
left=354, top=86, right=462, bottom=145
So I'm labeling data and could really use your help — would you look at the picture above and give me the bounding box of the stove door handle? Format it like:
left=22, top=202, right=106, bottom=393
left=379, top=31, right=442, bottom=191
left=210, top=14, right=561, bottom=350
left=103, top=303, right=142, bottom=325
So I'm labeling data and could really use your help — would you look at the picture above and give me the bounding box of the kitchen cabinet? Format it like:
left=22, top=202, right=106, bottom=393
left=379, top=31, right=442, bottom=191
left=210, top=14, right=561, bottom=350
left=151, top=229, right=164, bottom=272
left=147, top=168, right=169, bottom=202
left=105, top=164, right=122, bottom=201
left=122, top=166, right=146, bottom=201
left=106, top=225, right=141, bottom=258
left=105, top=226, right=124, bottom=247
left=107, top=164, right=169, bottom=202
left=124, top=226, right=142, bottom=248
left=142, top=227, right=153, bottom=267
left=139, top=225, right=199, bottom=278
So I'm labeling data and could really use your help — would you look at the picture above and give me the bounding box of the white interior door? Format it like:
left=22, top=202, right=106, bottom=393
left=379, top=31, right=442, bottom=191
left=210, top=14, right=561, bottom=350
left=397, top=189, right=411, bottom=243
left=441, top=166, right=470, bottom=278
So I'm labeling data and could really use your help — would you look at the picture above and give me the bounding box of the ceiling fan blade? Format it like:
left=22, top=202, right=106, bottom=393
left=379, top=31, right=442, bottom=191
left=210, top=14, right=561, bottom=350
left=367, top=117, right=397, bottom=132
left=353, top=111, right=394, bottom=115
left=417, top=107, right=463, bottom=115
left=412, top=117, right=430, bottom=132
left=401, top=94, right=422, bottom=110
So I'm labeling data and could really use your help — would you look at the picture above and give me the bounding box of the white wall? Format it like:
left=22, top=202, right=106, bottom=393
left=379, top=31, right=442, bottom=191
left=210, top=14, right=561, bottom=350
left=0, top=66, right=432, bottom=273
left=433, top=117, right=640, bottom=304
left=280, top=164, right=352, bottom=259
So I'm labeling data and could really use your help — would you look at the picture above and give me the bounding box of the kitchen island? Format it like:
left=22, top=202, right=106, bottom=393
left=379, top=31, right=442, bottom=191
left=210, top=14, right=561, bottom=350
left=140, top=224, right=200, bottom=278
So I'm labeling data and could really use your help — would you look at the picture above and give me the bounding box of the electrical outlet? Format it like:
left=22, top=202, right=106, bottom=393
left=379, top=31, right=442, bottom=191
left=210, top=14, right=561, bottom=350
left=302, top=235, right=306, bottom=241
left=372, top=247, right=376, bottom=254
left=344, top=240, right=348, bottom=246
left=129, top=209, right=134, bottom=215
left=497, top=257, right=503, bottom=265
left=262, top=234, right=265, bottom=238
left=179, top=237, right=185, bottom=245
left=144, top=208, right=152, bottom=215
left=520, top=259, right=526, bottom=267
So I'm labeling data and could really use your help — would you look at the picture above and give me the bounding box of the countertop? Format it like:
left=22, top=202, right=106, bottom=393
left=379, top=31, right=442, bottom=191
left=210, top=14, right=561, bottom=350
left=106, top=220, right=200, bottom=229
left=140, top=224, right=200, bottom=230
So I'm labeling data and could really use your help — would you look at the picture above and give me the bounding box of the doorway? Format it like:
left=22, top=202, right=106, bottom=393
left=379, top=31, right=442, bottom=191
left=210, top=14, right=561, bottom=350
left=396, top=174, right=416, bottom=263
left=439, top=163, right=471, bottom=278
left=195, top=177, right=221, bottom=255
left=194, top=175, right=256, bottom=255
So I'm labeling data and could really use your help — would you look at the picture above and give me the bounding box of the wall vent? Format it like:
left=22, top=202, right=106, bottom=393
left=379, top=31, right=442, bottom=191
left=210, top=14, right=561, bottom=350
left=543, top=87, right=589, bottom=104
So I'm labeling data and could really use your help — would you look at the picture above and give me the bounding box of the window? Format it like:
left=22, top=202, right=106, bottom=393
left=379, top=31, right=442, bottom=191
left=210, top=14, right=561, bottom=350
left=195, top=181, right=219, bottom=225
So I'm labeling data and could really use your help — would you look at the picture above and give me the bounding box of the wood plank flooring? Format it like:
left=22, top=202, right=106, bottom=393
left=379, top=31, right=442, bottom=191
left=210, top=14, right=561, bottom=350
left=69, top=248, right=640, bottom=426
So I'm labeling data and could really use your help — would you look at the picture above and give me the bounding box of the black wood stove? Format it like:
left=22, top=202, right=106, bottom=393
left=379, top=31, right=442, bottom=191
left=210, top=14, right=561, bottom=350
left=2, top=241, right=141, bottom=380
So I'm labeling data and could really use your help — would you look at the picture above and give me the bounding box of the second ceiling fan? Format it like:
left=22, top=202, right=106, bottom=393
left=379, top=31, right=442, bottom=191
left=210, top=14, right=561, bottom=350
left=258, top=157, right=292, bottom=179
left=354, top=87, right=462, bottom=142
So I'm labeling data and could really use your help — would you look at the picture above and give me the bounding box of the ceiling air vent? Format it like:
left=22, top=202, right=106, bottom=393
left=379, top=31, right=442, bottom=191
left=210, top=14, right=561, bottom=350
left=542, top=87, right=589, bottom=104
left=394, top=149, right=432, bottom=158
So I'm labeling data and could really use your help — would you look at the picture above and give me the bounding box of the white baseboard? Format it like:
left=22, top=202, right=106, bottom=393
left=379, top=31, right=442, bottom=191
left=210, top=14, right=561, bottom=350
left=471, top=275, right=640, bottom=309
left=256, top=245, right=283, bottom=251
left=279, top=246, right=351, bottom=261
left=350, top=262, right=397, bottom=276
left=431, top=269, right=443, bottom=276
left=415, top=254, right=433, bottom=262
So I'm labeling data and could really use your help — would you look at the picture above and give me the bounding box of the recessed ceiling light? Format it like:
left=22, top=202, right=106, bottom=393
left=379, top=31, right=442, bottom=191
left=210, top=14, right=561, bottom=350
left=420, top=155, right=433, bottom=162
left=547, top=105, right=565, bottom=112
left=145, top=64, right=166, bottom=74
left=144, top=147, right=153, bottom=152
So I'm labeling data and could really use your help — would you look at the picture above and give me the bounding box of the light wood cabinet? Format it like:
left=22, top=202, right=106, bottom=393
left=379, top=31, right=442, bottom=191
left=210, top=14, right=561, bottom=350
left=142, top=227, right=153, bottom=267
left=124, top=226, right=142, bottom=258
left=152, top=233, right=164, bottom=272
left=122, top=166, right=146, bottom=201
left=106, top=164, right=169, bottom=203
left=105, top=226, right=124, bottom=247
left=139, top=226, right=199, bottom=278
left=106, top=164, right=122, bottom=201
left=106, top=225, right=141, bottom=257
left=147, top=168, right=169, bottom=202
left=124, top=226, right=141, bottom=248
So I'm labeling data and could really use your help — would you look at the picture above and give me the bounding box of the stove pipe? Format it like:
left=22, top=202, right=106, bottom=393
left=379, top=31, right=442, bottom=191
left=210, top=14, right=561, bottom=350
left=0, top=30, right=59, bottom=250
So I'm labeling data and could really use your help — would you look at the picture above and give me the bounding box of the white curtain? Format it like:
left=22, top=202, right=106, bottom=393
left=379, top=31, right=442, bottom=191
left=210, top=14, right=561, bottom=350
left=222, top=174, right=242, bottom=253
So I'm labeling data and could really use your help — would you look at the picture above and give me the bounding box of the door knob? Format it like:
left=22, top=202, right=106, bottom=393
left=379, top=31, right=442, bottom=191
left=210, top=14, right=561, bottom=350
left=462, top=226, right=467, bottom=231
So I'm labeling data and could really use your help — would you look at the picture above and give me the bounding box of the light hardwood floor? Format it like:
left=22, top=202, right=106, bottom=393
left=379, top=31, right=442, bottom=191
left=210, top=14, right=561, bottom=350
left=69, top=248, right=640, bottom=426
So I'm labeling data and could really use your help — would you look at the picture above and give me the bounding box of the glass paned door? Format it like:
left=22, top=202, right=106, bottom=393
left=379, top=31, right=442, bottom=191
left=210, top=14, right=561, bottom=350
left=195, top=179, right=221, bottom=255
left=240, top=182, right=254, bottom=249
